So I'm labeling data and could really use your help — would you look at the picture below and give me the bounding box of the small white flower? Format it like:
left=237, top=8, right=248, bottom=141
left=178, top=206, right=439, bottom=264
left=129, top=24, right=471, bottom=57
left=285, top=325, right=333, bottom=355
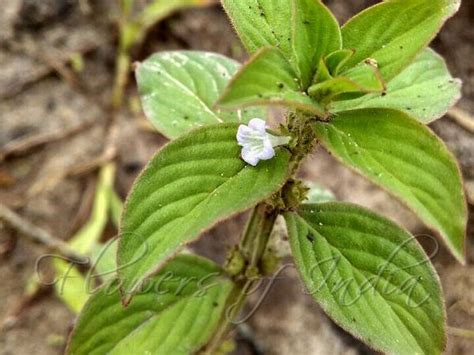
left=236, top=118, right=290, bottom=166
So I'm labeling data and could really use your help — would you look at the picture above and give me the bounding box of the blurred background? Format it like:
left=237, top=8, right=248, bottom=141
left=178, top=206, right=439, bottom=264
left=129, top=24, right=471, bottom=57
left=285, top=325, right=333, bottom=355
left=0, top=0, right=473, bottom=354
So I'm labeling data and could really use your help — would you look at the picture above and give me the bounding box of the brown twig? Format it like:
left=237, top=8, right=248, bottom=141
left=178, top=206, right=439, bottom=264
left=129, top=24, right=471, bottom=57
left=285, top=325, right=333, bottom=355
left=0, top=120, right=94, bottom=162
left=12, top=36, right=82, bottom=92
left=0, top=203, right=87, bottom=263
left=447, top=107, right=474, bottom=133
left=0, top=284, right=49, bottom=332
left=3, top=38, right=99, bottom=101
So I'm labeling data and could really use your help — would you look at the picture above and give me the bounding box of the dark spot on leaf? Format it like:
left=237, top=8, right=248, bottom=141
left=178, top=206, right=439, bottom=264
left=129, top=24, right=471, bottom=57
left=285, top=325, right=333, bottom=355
left=306, top=233, right=315, bottom=242
left=213, top=302, right=218, bottom=307
left=406, top=107, right=412, bottom=110
left=278, top=82, right=284, bottom=89
left=399, top=45, right=404, bottom=49
left=381, top=92, right=387, bottom=97
left=183, top=116, right=189, bottom=120
left=303, top=20, right=310, bottom=25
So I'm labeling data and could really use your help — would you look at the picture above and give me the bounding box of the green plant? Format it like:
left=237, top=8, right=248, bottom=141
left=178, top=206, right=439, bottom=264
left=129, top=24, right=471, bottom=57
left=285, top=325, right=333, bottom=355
left=67, top=0, right=466, bottom=354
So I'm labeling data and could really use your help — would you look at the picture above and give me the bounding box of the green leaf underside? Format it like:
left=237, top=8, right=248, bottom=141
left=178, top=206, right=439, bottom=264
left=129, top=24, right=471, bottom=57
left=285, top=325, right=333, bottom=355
left=118, top=124, right=290, bottom=298
left=137, top=51, right=265, bottom=139
left=341, top=0, right=460, bottom=82
left=313, top=109, right=466, bottom=262
left=67, top=255, right=234, bottom=355
left=331, top=49, right=461, bottom=123
left=217, top=47, right=324, bottom=115
left=285, top=202, right=445, bottom=354
left=221, top=0, right=341, bottom=88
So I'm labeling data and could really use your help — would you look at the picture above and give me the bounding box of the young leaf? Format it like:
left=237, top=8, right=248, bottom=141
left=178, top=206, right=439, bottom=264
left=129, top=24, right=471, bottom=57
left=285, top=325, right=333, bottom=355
left=221, top=0, right=341, bottom=87
left=330, top=49, right=462, bottom=123
left=136, top=51, right=265, bottom=139
left=52, top=164, right=117, bottom=313
left=68, top=163, right=116, bottom=254
left=325, top=49, right=355, bottom=76
left=67, top=255, right=234, bottom=355
left=53, top=260, right=90, bottom=314
left=313, top=109, right=467, bottom=262
left=122, top=0, right=215, bottom=50
left=309, top=62, right=384, bottom=106
left=90, top=238, right=119, bottom=282
left=118, top=123, right=290, bottom=299
left=217, top=47, right=325, bottom=115
left=285, top=202, right=446, bottom=354
left=341, top=0, right=460, bottom=81
left=341, top=61, right=385, bottom=93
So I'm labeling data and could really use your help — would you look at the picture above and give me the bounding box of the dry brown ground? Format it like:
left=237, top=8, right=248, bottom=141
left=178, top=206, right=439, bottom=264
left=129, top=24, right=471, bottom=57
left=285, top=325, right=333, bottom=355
left=0, top=0, right=473, bottom=354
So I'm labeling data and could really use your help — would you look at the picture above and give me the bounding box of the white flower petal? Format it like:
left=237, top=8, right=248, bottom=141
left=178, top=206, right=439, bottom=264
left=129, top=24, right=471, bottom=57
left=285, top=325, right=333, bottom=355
left=241, top=146, right=260, bottom=166
left=236, top=125, right=254, bottom=146
left=236, top=118, right=289, bottom=166
left=259, top=143, right=275, bottom=161
left=248, top=118, right=267, bottom=132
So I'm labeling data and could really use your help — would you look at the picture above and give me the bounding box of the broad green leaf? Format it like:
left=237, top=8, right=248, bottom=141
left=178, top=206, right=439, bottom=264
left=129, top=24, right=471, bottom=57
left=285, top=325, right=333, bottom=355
left=221, top=0, right=341, bottom=87
left=118, top=124, right=290, bottom=299
left=217, top=47, right=325, bottom=115
left=67, top=255, right=234, bottom=355
left=313, top=109, right=467, bottom=262
left=137, top=51, right=265, bottom=139
left=290, top=0, right=342, bottom=87
left=331, top=49, right=462, bottom=123
left=341, top=0, right=460, bottom=81
left=285, top=202, right=446, bottom=354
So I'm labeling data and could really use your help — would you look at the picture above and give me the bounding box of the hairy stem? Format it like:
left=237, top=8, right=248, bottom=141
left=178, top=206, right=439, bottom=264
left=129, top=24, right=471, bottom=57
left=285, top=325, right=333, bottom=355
left=206, top=113, right=318, bottom=351
left=205, top=203, right=276, bottom=353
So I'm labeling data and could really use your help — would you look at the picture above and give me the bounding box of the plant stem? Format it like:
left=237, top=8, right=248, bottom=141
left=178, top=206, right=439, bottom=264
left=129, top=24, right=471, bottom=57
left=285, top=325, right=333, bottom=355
left=111, top=49, right=131, bottom=110
left=206, top=112, right=316, bottom=352
left=205, top=203, right=277, bottom=353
